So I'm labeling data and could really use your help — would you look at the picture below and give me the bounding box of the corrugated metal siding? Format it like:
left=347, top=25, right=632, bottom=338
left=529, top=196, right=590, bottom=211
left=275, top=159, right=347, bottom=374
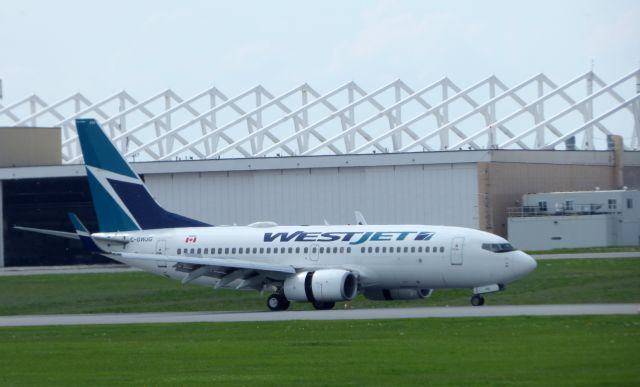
left=144, top=163, right=479, bottom=228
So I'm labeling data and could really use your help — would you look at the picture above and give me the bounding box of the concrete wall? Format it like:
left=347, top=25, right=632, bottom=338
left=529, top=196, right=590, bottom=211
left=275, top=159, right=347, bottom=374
left=508, top=214, right=614, bottom=250
left=0, top=127, right=61, bottom=167
left=144, top=163, right=480, bottom=228
left=485, top=162, right=615, bottom=237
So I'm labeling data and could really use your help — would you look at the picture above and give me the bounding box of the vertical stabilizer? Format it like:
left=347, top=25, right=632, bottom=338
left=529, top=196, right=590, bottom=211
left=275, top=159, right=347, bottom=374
left=76, top=119, right=211, bottom=232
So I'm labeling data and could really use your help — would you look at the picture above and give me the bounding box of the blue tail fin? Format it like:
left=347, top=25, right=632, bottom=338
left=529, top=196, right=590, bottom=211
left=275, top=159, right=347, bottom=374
left=76, top=118, right=211, bottom=232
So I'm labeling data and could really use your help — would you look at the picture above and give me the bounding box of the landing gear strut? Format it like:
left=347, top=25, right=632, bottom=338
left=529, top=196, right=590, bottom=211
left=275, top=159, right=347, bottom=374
left=470, top=294, right=485, bottom=306
left=267, top=294, right=290, bottom=311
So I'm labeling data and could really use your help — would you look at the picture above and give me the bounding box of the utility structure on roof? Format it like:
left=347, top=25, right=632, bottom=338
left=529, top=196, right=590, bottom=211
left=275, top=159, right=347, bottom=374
left=1, top=69, right=639, bottom=163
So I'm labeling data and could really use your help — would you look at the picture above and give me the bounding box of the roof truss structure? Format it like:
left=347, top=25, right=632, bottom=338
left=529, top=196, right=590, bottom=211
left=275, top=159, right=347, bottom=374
left=1, top=69, right=638, bottom=164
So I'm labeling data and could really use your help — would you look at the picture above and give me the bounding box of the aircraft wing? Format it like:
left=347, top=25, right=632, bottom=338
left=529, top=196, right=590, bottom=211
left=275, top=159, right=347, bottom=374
left=110, top=252, right=297, bottom=275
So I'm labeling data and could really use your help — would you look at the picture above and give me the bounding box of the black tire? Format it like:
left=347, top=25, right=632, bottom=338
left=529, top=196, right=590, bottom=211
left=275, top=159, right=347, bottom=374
left=267, top=294, right=290, bottom=311
left=312, top=301, right=336, bottom=310
left=470, top=294, right=484, bottom=307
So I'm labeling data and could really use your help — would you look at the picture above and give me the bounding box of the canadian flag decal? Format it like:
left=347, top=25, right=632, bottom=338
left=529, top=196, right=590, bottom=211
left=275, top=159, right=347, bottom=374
left=185, top=235, right=197, bottom=243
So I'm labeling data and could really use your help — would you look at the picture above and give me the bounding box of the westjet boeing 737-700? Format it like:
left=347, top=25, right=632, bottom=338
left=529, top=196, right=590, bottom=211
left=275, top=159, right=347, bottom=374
left=17, top=118, right=537, bottom=311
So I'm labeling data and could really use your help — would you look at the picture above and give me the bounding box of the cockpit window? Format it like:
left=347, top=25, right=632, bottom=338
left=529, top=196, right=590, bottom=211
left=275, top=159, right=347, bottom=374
left=482, top=243, right=515, bottom=253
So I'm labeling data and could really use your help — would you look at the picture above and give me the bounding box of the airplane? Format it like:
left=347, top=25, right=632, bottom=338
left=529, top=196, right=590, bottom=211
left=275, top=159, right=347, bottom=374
left=16, top=118, right=537, bottom=311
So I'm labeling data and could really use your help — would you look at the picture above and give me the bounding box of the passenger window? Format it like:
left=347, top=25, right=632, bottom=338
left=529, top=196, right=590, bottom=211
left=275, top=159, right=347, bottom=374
left=203, top=248, right=208, bottom=254
left=312, top=247, right=317, bottom=253
left=417, top=247, right=422, bottom=253
left=197, top=248, right=202, bottom=254
left=177, top=249, right=181, bottom=255
left=252, top=248, right=257, bottom=254
left=368, top=247, right=373, bottom=253
left=304, top=247, right=309, bottom=253
left=218, top=248, right=223, bottom=254
left=266, top=248, right=271, bottom=254
left=347, top=247, right=351, bottom=253
left=288, top=247, right=293, bottom=254
left=238, top=248, right=243, bottom=254
left=339, top=247, right=344, bottom=253
left=190, top=248, right=195, bottom=254
left=440, top=246, right=444, bottom=253
left=375, top=247, right=380, bottom=253
left=259, top=248, right=264, bottom=254
left=382, top=247, right=386, bottom=253
left=425, top=246, right=430, bottom=253
left=404, top=247, right=408, bottom=253
left=333, top=247, right=338, bottom=253
left=280, top=247, right=285, bottom=254
left=411, top=247, right=415, bottom=253
left=296, top=247, right=300, bottom=254
left=361, top=247, right=365, bottom=253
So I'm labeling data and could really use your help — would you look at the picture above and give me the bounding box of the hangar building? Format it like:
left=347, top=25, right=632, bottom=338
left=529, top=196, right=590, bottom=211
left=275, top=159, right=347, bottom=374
left=1, top=69, right=639, bottom=266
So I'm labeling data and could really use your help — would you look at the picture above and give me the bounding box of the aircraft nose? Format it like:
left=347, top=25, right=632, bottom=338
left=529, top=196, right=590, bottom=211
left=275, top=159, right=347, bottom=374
left=512, top=251, right=537, bottom=277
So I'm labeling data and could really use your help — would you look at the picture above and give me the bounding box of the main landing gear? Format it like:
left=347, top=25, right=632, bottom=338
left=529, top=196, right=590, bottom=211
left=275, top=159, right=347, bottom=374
left=267, top=294, right=290, bottom=311
left=267, top=294, right=337, bottom=311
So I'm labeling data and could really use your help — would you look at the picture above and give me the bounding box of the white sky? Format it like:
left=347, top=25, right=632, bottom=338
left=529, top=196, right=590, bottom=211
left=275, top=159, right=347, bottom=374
left=1, top=0, right=638, bottom=102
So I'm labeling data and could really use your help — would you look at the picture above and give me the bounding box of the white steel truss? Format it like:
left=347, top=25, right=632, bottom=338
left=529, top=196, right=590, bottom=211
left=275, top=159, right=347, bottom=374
left=1, top=69, right=638, bottom=164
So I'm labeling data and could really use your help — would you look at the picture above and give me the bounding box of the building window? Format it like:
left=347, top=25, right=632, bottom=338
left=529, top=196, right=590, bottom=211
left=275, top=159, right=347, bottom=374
left=608, top=199, right=617, bottom=210
left=538, top=201, right=547, bottom=212
left=627, top=198, right=633, bottom=209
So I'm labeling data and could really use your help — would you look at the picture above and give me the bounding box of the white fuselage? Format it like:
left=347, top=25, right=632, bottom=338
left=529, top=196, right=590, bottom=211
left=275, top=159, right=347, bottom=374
left=95, top=224, right=537, bottom=291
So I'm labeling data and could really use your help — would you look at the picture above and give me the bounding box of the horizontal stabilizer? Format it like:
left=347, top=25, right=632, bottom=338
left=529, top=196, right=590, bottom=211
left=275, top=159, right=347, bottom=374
left=14, top=226, right=79, bottom=240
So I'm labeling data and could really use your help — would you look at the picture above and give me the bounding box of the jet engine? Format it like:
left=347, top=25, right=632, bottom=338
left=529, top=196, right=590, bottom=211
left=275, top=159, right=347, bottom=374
left=363, top=288, right=433, bottom=301
left=283, top=269, right=358, bottom=302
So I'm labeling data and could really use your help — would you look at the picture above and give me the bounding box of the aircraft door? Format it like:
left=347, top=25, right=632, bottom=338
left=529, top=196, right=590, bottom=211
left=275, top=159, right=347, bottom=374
left=155, top=240, right=166, bottom=255
left=307, top=244, right=320, bottom=262
left=450, top=237, right=464, bottom=265
left=155, top=240, right=168, bottom=275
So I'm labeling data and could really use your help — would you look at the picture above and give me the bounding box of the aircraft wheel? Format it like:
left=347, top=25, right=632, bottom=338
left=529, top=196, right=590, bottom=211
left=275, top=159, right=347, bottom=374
left=470, top=294, right=485, bottom=306
left=267, top=294, right=290, bottom=311
left=312, top=301, right=336, bottom=310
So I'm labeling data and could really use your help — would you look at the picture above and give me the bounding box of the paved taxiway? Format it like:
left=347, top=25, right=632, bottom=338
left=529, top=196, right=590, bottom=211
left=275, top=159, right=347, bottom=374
left=1, top=304, right=637, bottom=327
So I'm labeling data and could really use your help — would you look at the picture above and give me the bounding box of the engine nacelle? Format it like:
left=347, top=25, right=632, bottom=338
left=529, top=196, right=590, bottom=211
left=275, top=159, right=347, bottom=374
left=284, top=269, right=358, bottom=302
left=363, top=288, right=433, bottom=301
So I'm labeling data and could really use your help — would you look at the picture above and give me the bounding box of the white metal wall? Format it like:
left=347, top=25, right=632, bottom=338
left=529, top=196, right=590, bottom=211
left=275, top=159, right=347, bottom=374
left=143, top=163, right=479, bottom=228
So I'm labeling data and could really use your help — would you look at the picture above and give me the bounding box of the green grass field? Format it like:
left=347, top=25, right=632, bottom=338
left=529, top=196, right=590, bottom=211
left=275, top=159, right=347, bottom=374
left=0, top=316, right=638, bottom=386
left=1, top=258, right=639, bottom=315
left=527, top=246, right=640, bottom=255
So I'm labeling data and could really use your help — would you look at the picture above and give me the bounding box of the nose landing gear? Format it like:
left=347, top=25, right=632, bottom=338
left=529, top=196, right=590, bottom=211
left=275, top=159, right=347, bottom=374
left=470, top=283, right=504, bottom=306
left=470, top=294, right=485, bottom=306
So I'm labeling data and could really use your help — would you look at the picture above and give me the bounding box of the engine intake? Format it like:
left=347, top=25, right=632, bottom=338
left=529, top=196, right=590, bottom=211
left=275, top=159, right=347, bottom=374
left=284, top=269, right=357, bottom=302
left=363, top=288, right=433, bottom=301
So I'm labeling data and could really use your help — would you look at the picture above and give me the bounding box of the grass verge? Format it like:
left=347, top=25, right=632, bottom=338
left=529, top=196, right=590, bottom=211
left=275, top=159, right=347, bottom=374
left=1, top=258, right=639, bottom=315
left=0, top=316, right=638, bottom=386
